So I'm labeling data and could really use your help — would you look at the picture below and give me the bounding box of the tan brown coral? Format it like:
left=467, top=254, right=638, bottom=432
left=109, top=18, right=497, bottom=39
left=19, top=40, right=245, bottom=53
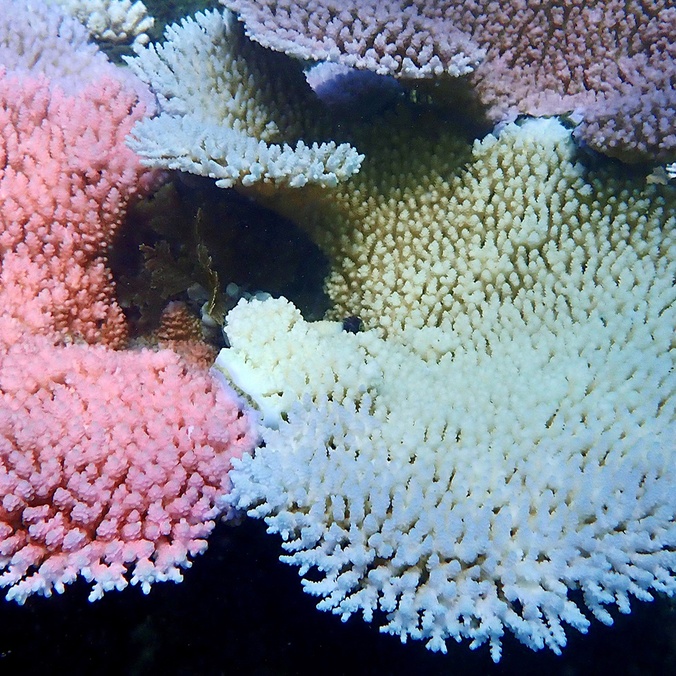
left=156, top=301, right=217, bottom=368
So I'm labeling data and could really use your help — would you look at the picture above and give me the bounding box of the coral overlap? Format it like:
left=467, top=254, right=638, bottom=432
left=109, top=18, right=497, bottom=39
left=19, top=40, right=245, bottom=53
left=222, top=0, right=676, bottom=164
left=126, top=9, right=363, bottom=189
left=124, top=2, right=676, bottom=661
left=0, top=1, right=257, bottom=602
left=218, top=120, right=676, bottom=660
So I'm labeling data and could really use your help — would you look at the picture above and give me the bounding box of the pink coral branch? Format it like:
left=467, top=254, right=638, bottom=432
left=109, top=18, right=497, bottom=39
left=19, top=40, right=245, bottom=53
left=0, top=337, right=254, bottom=602
left=0, top=1, right=258, bottom=602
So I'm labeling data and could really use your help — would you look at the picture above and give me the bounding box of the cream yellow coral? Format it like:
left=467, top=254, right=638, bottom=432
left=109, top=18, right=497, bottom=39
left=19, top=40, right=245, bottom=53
left=217, top=118, right=676, bottom=660
left=126, top=9, right=363, bottom=189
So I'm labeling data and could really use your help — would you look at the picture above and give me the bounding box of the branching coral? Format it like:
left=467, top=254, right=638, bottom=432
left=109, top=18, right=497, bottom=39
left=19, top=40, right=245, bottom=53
left=126, top=9, right=363, bottom=189
left=0, top=0, right=258, bottom=603
left=217, top=119, right=676, bottom=660
left=119, top=2, right=676, bottom=662
left=221, top=0, right=484, bottom=79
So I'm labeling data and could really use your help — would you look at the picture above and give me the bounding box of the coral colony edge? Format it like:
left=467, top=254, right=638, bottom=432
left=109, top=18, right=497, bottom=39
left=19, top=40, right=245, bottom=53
left=0, top=0, right=674, bottom=671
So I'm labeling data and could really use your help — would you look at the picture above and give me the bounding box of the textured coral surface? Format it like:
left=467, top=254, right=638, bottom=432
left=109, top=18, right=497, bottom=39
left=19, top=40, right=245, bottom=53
left=219, top=120, right=676, bottom=660
left=0, top=0, right=257, bottom=603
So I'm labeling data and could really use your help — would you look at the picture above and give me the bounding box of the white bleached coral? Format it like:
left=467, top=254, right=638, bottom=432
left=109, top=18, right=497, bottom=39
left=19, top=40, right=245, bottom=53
left=125, top=9, right=363, bottom=189
left=217, top=119, right=676, bottom=661
left=219, top=298, right=383, bottom=426
left=46, top=0, right=154, bottom=46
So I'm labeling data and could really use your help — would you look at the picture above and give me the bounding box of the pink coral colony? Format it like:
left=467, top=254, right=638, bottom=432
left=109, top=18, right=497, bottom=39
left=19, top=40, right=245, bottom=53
left=0, top=6, right=257, bottom=603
